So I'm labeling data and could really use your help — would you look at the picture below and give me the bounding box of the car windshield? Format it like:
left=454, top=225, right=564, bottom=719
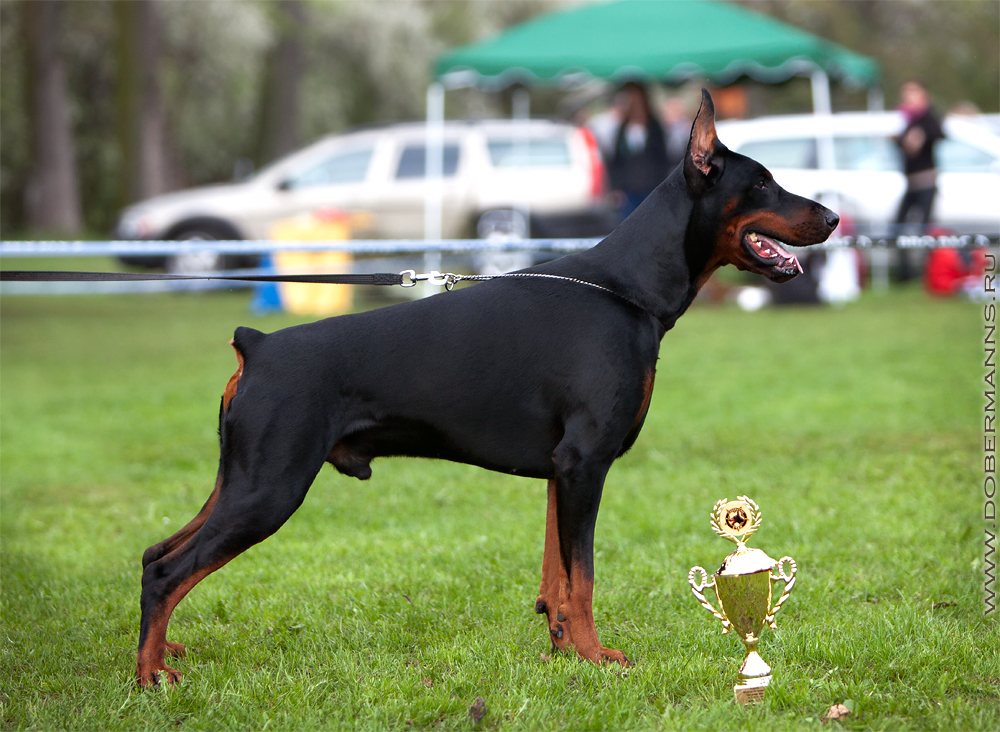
left=395, top=144, right=461, bottom=178
left=487, top=138, right=570, bottom=167
left=282, top=147, right=374, bottom=189
left=737, top=139, right=817, bottom=170
left=740, top=135, right=912, bottom=172
left=936, top=139, right=998, bottom=172
left=833, top=136, right=902, bottom=172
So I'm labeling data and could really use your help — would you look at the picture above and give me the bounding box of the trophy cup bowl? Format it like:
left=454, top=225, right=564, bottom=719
left=688, top=497, right=796, bottom=704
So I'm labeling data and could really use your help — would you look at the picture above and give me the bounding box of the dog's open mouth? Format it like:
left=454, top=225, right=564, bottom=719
left=743, top=232, right=804, bottom=282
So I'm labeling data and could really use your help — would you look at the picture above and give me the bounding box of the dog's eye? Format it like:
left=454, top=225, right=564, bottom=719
left=755, top=179, right=768, bottom=190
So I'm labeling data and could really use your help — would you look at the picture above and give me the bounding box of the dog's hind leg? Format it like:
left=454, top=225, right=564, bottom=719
left=138, top=376, right=238, bottom=660
left=138, top=471, right=223, bottom=659
left=135, top=462, right=319, bottom=686
left=136, top=520, right=237, bottom=687
left=136, top=399, right=330, bottom=687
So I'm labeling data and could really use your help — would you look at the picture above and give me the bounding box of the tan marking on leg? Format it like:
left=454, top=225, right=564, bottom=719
left=537, top=480, right=572, bottom=651
left=136, top=556, right=231, bottom=687
left=557, top=560, right=630, bottom=667
left=222, top=339, right=245, bottom=412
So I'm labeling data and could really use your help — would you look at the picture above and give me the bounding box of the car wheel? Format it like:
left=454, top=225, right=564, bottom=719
left=166, top=229, right=224, bottom=274
left=476, top=209, right=527, bottom=239
left=474, top=210, right=533, bottom=275
left=164, top=222, right=250, bottom=274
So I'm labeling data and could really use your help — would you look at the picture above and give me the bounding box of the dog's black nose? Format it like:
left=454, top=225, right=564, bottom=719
left=825, top=210, right=840, bottom=230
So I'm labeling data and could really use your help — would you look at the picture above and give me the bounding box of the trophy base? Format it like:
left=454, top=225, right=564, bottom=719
left=733, top=676, right=770, bottom=705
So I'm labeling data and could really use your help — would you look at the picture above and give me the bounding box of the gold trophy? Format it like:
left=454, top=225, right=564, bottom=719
left=688, top=496, right=796, bottom=704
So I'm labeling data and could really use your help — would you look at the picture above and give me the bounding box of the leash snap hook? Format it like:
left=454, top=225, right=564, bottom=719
left=400, top=270, right=461, bottom=291
left=424, top=270, right=455, bottom=289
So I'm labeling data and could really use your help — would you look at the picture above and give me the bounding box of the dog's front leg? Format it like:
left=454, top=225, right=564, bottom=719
left=535, top=437, right=629, bottom=667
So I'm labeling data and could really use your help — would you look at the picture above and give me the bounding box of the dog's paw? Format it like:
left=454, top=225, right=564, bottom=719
left=136, top=663, right=183, bottom=688
left=597, top=647, right=631, bottom=668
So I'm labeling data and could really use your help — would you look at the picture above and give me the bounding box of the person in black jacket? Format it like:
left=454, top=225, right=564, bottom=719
left=894, top=80, right=945, bottom=229
left=607, top=82, right=670, bottom=220
left=893, top=80, right=944, bottom=281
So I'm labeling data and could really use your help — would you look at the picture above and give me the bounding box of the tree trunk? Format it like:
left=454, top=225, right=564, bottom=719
left=116, top=0, right=172, bottom=206
left=22, top=0, right=83, bottom=233
left=256, top=0, right=307, bottom=165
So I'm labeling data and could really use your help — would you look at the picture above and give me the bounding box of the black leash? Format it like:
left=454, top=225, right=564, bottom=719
left=0, top=270, right=403, bottom=286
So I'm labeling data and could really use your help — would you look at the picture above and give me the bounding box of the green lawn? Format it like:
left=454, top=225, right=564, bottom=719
left=1, top=286, right=996, bottom=731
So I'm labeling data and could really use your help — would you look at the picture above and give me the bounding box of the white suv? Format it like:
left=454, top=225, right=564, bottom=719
left=716, top=112, right=1000, bottom=234
left=115, top=119, right=610, bottom=271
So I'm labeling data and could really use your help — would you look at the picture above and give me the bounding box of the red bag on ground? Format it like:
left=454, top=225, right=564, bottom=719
left=924, top=247, right=986, bottom=296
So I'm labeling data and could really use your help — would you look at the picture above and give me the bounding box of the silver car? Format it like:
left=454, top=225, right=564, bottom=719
left=115, top=119, right=611, bottom=272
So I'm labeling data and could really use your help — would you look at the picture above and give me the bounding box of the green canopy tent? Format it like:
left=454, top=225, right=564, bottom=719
left=434, top=0, right=881, bottom=107
left=421, top=0, right=881, bottom=246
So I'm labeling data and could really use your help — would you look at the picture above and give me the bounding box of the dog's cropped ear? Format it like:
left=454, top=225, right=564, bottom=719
left=684, top=89, right=725, bottom=195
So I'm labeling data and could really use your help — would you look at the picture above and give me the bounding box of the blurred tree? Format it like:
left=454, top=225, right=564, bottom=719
left=256, top=0, right=307, bottom=165
left=158, top=1, right=269, bottom=185
left=22, top=0, right=82, bottom=233
left=115, top=0, right=175, bottom=206
left=63, top=2, right=124, bottom=234
left=1, top=2, right=30, bottom=235
left=743, top=0, right=1000, bottom=113
left=299, top=1, right=434, bottom=137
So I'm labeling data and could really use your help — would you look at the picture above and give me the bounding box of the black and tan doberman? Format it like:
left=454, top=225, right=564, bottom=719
left=136, top=90, right=838, bottom=686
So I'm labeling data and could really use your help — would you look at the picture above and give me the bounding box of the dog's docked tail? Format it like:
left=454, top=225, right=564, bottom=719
left=232, top=326, right=266, bottom=361
left=219, top=326, right=265, bottom=427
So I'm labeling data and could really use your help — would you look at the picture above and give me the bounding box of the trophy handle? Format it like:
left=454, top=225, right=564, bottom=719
left=766, top=556, right=797, bottom=629
left=688, top=566, right=731, bottom=634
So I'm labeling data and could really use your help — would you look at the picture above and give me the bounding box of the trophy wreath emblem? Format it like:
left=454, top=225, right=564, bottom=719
left=688, top=496, right=797, bottom=704
left=710, top=496, right=763, bottom=545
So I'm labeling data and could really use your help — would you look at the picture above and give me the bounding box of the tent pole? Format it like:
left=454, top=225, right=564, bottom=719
left=867, top=86, right=885, bottom=112
left=810, top=69, right=832, bottom=115
left=810, top=68, right=838, bottom=220
left=811, top=69, right=835, bottom=169
left=513, top=86, right=531, bottom=237
left=423, top=81, right=445, bottom=297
